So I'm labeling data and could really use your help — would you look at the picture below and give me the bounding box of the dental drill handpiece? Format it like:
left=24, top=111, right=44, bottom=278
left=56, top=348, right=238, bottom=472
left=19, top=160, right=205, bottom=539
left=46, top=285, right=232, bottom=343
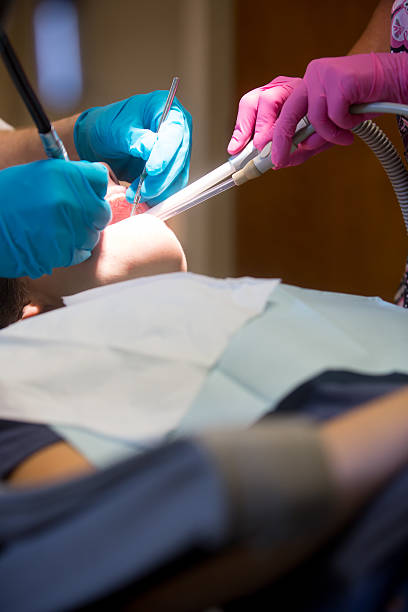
left=0, top=26, right=68, bottom=160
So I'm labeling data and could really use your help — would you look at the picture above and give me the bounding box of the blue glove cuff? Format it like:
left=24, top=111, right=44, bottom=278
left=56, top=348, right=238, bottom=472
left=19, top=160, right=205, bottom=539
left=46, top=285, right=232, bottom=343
left=74, top=107, right=101, bottom=163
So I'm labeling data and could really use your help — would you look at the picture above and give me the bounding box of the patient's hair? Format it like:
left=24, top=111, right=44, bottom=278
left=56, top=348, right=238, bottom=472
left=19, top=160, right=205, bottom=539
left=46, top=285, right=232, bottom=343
left=0, top=278, right=30, bottom=329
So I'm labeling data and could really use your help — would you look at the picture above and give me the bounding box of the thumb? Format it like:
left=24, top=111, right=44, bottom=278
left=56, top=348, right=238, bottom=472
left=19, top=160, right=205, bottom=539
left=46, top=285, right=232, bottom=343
left=72, top=161, right=112, bottom=230
left=129, top=128, right=157, bottom=160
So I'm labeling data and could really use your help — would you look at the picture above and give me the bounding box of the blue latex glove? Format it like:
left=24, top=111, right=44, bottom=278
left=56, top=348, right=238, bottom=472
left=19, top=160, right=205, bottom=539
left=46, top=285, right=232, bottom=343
left=0, top=160, right=111, bottom=279
left=73, top=91, right=192, bottom=205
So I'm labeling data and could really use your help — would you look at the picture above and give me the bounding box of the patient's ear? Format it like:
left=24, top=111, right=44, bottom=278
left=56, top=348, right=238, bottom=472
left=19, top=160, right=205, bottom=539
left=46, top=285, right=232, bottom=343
left=22, top=299, right=64, bottom=319
left=0, top=277, right=31, bottom=328
left=22, top=303, right=44, bottom=319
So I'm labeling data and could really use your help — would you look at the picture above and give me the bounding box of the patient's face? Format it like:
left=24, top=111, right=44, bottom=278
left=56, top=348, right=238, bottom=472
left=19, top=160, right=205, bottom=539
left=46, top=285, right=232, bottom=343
left=0, top=167, right=186, bottom=325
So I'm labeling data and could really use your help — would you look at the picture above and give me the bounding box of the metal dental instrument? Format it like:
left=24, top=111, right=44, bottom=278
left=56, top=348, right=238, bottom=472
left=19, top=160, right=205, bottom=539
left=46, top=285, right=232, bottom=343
left=130, top=76, right=180, bottom=216
left=0, top=25, right=68, bottom=160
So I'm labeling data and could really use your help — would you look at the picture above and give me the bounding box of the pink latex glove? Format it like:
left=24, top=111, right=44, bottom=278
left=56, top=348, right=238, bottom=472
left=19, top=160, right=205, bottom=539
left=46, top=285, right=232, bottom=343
left=272, top=52, right=408, bottom=168
left=227, top=76, right=331, bottom=167
left=228, top=77, right=301, bottom=153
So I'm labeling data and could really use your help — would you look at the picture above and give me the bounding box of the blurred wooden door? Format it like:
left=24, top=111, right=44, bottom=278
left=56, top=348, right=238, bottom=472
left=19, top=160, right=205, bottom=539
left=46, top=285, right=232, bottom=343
left=234, top=0, right=408, bottom=301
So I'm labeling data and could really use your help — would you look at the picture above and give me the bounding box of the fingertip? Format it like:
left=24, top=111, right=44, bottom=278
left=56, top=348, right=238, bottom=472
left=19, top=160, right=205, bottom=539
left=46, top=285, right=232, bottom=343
left=129, top=130, right=157, bottom=160
left=126, top=183, right=136, bottom=203
left=227, top=134, right=244, bottom=155
left=227, top=140, right=236, bottom=154
left=71, top=248, right=92, bottom=266
left=270, top=153, right=283, bottom=169
left=271, top=156, right=284, bottom=170
left=77, top=161, right=109, bottom=199
left=271, top=135, right=290, bottom=169
left=227, top=144, right=240, bottom=155
left=95, top=198, right=112, bottom=230
left=140, top=179, right=154, bottom=203
left=145, top=157, right=166, bottom=175
left=271, top=146, right=290, bottom=168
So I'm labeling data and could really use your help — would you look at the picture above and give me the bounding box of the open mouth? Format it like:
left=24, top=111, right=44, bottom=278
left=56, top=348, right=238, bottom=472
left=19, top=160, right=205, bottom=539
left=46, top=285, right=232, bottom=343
left=105, top=181, right=149, bottom=224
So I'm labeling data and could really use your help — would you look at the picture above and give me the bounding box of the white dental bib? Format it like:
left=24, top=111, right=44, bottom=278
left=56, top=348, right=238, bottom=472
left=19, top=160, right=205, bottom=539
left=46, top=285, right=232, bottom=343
left=0, top=272, right=278, bottom=443
left=56, top=283, right=408, bottom=467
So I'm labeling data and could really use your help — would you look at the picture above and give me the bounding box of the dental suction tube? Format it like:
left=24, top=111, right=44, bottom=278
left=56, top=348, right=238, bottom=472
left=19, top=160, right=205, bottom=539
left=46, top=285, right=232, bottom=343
left=148, top=139, right=260, bottom=222
left=149, top=102, right=408, bottom=235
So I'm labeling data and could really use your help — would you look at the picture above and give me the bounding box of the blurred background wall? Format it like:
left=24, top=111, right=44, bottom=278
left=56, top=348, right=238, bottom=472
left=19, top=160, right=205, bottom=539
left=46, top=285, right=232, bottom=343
left=0, top=0, right=406, bottom=301
left=234, top=0, right=407, bottom=303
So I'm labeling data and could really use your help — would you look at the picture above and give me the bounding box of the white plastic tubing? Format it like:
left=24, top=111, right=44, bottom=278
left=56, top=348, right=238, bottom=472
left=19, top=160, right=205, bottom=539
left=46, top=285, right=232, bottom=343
left=149, top=102, right=408, bottom=232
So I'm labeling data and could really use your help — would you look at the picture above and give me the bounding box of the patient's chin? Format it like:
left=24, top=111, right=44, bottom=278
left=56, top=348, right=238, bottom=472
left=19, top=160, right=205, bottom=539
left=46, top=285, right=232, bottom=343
left=17, top=181, right=183, bottom=321
left=2, top=172, right=161, bottom=327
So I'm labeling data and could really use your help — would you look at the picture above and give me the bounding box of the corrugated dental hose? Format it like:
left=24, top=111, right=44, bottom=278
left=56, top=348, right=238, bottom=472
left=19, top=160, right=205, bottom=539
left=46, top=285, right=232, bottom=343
left=352, top=119, right=408, bottom=233
left=233, top=102, right=408, bottom=235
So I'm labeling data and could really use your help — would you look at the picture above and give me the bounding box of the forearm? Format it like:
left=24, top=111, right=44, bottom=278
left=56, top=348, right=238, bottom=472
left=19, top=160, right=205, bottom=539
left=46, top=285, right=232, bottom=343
left=321, top=385, right=408, bottom=513
left=8, top=441, right=93, bottom=486
left=204, top=388, right=408, bottom=546
left=348, top=0, right=393, bottom=54
left=0, top=114, right=79, bottom=169
left=134, top=388, right=408, bottom=611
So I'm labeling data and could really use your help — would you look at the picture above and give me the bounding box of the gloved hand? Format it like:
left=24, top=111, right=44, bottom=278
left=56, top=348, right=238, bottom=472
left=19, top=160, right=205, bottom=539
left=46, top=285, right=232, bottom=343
left=228, top=76, right=331, bottom=167
left=74, top=91, right=192, bottom=206
left=228, top=77, right=301, bottom=154
left=272, top=52, right=408, bottom=167
left=0, top=160, right=110, bottom=279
